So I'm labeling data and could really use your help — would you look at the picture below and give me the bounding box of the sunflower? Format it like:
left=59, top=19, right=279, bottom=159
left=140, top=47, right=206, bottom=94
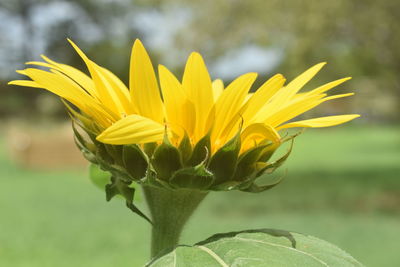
left=9, top=39, right=359, bottom=196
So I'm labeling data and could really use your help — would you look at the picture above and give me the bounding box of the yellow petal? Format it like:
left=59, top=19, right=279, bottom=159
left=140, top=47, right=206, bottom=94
left=96, top=114, right=166, bottom=145
left=83, top=102, right=116, bottom=129
left=277, top=115, right=360, bottom=130
left=241, top=123, right=281, bottom=152
left=33, top=55, right=99, bottom=98
left=212, top=79, right=224, bottom=102
left=264, top=63, right=326, bottom=112
left=284, top=62, right=326, bottom=95
left=129, top=39, right=164, bottom=123
left=159, top=64, right=194, bottom=136
left=211, top=72, right=258, bottom=142
left=265, top=94, right=326, bottom=127
left=323, top=92, right=354, bottom=101
left=96, top=65, right=135, bottom=115
left=244, top=93, right=254, bottom=103
left=16, top=68, right=117, bottom=128
left=67, top=39, right=123, bottom=116
left=20, top=68, right=91, bottom=109
left=8, top=80, right=41, bottom=88
left=242, top=74, right=286, bottom=123
left=305, top=77, right=352, bottom=96
left=182, top=52, right=214, bottom=140
left=270, top=92, right=355, bottom=127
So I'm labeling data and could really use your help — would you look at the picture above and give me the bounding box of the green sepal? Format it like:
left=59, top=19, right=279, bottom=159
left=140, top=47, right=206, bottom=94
left=257, top=130, right=301, bottom=162
left=89, top=163, right=111, bottom=189
left=281, top=129, right=304, bottom=143
left=96, top=143, right=114, bottom=165
left=258, top=146, right=277, bottom=162
left=63, top=100, right=93, bottom=130
left=71, top=121, right=90, bottom=149
left=211, top=181, right=242, bottom=191
left=236, top=142, right=293, bottom=191
left=187, top=134, right=211, bottom=166
left=145, top=169, right=175, bottom=190
left=169, top=163, right=214, bottom=190
left=105, top=144, right=123, bottom=166
left=152, top=136, right=182, bottom=181
left=233, top=144, right=270, bottom=182
left=208, top=131, right=241, bottom=184
left=257, top=140, right=294, bottom=176
left=106, top=176, right=152, bottom=224
left=241, top=173, right=284, bottom=193
left=122, top=145, right=148, bottom=180
left=72, top=122, right=98, bottom=164
left=144, top=142, right=157, bottom=158
left=178, top=133, right=192, bottom=165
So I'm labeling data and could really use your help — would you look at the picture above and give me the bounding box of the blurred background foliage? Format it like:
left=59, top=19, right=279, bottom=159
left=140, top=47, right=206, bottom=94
left=0, top=1, right=399, bottom=267
left=0, top=0, right=399, bottom=121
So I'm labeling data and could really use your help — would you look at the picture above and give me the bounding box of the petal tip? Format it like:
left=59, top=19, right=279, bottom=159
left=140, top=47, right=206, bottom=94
left=133, top=39, right=145, bottom=50
left=188, top=51, right=203, bottom=60
left=96, top=132, right=105, bottom=143
left=16, top=70, right=26, bottom=75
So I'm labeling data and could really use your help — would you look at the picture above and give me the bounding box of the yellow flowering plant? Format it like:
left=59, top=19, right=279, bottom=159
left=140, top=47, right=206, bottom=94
left=10, top=39, right=360, bottom=262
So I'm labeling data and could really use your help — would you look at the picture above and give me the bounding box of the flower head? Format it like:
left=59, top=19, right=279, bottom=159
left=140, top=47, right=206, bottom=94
left=10, top=39, right=359, bottom=196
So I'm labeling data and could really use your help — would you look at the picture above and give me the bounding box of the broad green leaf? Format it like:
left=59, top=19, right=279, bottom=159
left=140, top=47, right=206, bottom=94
left=147, top=229, right=363, bottom=267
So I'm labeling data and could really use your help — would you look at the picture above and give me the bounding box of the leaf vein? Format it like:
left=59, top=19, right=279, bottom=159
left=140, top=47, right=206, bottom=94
left=197, top=245, right=229, bottom=267
left=234, top=237, right=330, bottom=267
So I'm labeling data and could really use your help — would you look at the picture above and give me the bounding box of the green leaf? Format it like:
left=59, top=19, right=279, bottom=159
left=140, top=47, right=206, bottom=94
left=147, top=229, right=364, bottom=267
left=89, top=164, right=111, bottom=189
left=122, top=145, right=148, bottom=180
left=152, top=140, right=182, bottom=181
left=208, top=131, right=241, bottom=184
left=169, top=163, right=214, bottom=190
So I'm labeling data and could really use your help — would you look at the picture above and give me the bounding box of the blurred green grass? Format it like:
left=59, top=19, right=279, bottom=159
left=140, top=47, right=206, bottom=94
left=0, top=125, right=399, bottom=267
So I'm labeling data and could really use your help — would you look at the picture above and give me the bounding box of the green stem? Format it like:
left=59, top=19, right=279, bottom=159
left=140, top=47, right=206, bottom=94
left=142, top=185, right=208, bottom=259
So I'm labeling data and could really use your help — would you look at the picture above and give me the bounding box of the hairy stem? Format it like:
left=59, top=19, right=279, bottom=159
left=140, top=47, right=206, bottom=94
left=142, top=185, right=208, bottom=259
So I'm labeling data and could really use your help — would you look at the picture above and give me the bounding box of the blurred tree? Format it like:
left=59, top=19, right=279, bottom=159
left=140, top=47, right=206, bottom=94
left=1, top=0, right=399, bottom=121
left=152, top=0, right=400, bottom=120
left=0, top=0, right=146, bottom=117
